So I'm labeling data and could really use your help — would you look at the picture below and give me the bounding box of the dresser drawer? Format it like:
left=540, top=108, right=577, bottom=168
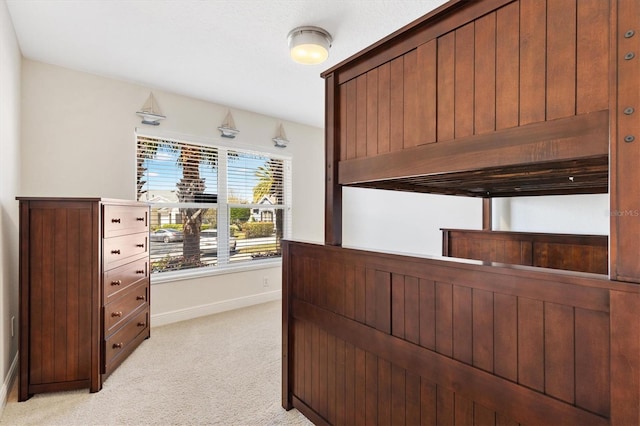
left=104, top=257, right=148, bottom=303
left=103, top=204, right=149, bottom=238
left=103, top=233, right=148, bottom=270
left=104, top=308, right=149, bottom=366
left=104, top=281, right=149, bottom=337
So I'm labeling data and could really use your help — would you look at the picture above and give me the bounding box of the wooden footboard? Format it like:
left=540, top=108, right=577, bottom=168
left=282, top=241, right=640, bottom=426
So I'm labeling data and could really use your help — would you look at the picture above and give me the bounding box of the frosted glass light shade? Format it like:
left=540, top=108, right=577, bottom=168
left=288, top=26, right=332, bottom=65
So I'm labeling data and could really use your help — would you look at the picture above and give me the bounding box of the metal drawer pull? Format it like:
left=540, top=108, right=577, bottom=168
left=111, top=280, right=122, bottom=286
left=136, top=244, right=145, bottom=248
left=135, top=270, right=145, bottom=274
left=136, top=217, right=145, bottom=221
left=111, top=218, right=121, bottom=223
left=136, top=295, right=145, bottom=300
left=113, top=342, right=123, bottom=349
left=137, top=322, right=146, bottom=327
left=111, top=249, right=121, bottom=255
left=111, top=311, right=123, bottom=317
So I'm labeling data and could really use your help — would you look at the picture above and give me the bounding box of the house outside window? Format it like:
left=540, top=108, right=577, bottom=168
left=136, top=134, right=291, bottom=277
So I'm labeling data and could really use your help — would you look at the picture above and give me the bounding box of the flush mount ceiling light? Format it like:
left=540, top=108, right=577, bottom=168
left=287, top=26, right=332, bottom=65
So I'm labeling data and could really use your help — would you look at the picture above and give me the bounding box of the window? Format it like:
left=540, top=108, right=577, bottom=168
left=136, top=134, right=291, bottom=276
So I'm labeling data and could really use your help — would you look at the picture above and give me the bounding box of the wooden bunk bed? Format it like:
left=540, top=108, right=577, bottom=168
left=282, top=1, right=640, bottom=425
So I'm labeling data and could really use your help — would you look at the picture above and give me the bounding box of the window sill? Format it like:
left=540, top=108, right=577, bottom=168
left=150, top=258, right=282, bottom=285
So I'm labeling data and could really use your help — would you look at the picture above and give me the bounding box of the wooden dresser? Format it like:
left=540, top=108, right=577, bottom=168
left=17, top=197, right=150, bottom=401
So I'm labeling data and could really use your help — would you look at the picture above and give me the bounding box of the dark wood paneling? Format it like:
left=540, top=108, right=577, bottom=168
left=544, top=302, right=575, bottom=403
left=403, top=49, right=419, bottom=149
left=546, top=0, right=577, bottom=120
left=377, top=63, right=390, bottom=154
left=356, top=74, right=367, bottom=159
left=452, top=285, right=473, bottom=364
left=519, top=0, right=547, bottom=125
left=443, top=229, right=608, bottom=274
left=389, top=56, right=404, bottom=153
left=472, top=289, right=494, bottom=372
left=366, top=68, right=378, bottom=157
left=417, top=40, right=437, bottom=145
left=437, top=31, right=456, bottom=142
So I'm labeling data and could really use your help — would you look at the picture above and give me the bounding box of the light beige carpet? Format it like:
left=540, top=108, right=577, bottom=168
left=1, top=300, right=312, bottom=426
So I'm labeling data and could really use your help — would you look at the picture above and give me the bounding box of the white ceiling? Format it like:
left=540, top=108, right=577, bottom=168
left=6, top=0, right=448, bottom=129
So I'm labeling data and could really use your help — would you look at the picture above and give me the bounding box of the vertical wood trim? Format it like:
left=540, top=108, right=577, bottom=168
left=496, top=1, right=520, bottom=130
left=403, top=49, right=419, bottom=148
left=494, top=293, right=518, bottom=381
left=366, top=68, right=379, bottom=157
left=282, top=244, right=292, bottom=409
left=575, top=308, right=610, bottom=416
left=546, top=0, right=577, bottom=120
left=519, top=0, right=547, bottom=125
left=611, top=0, right=640, bottom=282
left=377, top=62, right=391, bottom=154
left=356, top=74, right=368, bottom=158
left=610, top=290, right=640, bottom=426
left=482, top=198, right=492, bottom=230
left=472, top=289, right=494, bottom=372
left=435, top=282, right=453, bottom=356
left=419, top=279, right=436, bottom=350
left=390, top=56, right=405, bottom=152
left=18, top=202, right=31, bottom=401
left=438, top=31, right=456, bottom=141
left=517, top=297, right=545, bottom=392
left=324, top=73, right=342, bottom=246
left=475, top=12, right=497, bottom=135
left=455, top=22, right=476, bottom=138
left=576, top=0, right=610, bottom=114
left=453, top=285, right=473, bottom=364
left=544, top=302, right=575, bottom=404
left=417, top=40, right=437, bottom=145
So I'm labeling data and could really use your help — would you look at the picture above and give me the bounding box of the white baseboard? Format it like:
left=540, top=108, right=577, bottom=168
left=151, top=289, right=282, bottom=327
left=0, top=352, right=18, bottom=415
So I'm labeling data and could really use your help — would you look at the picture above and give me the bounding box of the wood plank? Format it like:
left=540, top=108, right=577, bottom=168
left=392, top=273, right=405, bottom=339
left=518, top=297, right=545, bottom=392
left=474, top=402, right=497, bottom=426
left=496, top=1, right=519, bottom=130
left=437, top=387, right=454, bottom=426
left=344, top=342, right=355, bottom=425
left=404, top=276, right=420, bottom=344
left=421, top=378, right=437, bottom=426
left=335, top=338, right=346, bottom=425
left=419, top=279, right=436, bottom=350
left=453, top=285, right=473, bottom=364
left=366, top=68, right=379, bottom=157
left=406, top=371, right=421, bottom=425
left=76, top=209, right=92, bottom=384
left=318, top=329, right=328, bottom=417
left=403, top=49, right=419, bottom=148
left=417, top=40, right=437, bottom=145
left=455, top=393, right=474, bottom=426
left=544, top=302, right=575, bottom=404
left=356, top=74, right=368, bottom=159
left=391, top=365, right=406, bottom=425
left=311, top=324, right=320, bottom=410
left=365, top=268, right=376, bottom=328
left=377, top=62, right=391, bottom=154
left=546, top=0, right=577, bottom=120
left=437, top=31, right=456, bottom=141
left=389, top=56, right=404, bottom=153
left=325, top=74, right=343, bottom=247
left=345, top=79, right=357, bottom=160
left=354, top=348, right=366, bottom=424
left=519, top=0, right=547, bottom=125
left=344, top=265, right=356, bottom=320
left=355, top=265, right=366, bottom=323
left=494, top=293, right=518, bottom=381
left=304, top=321, right=312, bottom=402
left=375, top=270, right=391, bottom=334
left=473, top=288, right=494, bottom=372
left=435, top=282, right=453, bottom=357
left=455, top=22, right=475, bottom=138
left=365, top=352, right=378, bottom=425
left=475, top=12, right=497, bottom=135
left=339, top=80, right=347, bottom=161
left=576, top=0, right=609, bottom=114
left=575, top=308, right=610, bottom=416
left=377, top=359, right=392, bottom=426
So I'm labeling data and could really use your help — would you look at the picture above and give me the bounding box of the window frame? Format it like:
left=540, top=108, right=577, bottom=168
left=135, top=130, right=292, bottom=283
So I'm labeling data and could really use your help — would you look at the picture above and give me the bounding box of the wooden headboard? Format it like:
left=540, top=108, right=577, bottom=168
left=322, top=0, right=609, bottom=198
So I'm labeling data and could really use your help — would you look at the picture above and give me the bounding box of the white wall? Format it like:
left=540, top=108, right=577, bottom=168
left=20, top=59, right=324, bottom=326
left=492, top=194, right=609, bottom=235
left=343, top=187, right=483, bottom=257
left=0, top=0, right=21, bottom=409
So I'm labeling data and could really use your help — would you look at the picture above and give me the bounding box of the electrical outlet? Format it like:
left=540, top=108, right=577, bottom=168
left=263, top=277, right=269, bottom=288
left=11, top=316, right=15, bottom=337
